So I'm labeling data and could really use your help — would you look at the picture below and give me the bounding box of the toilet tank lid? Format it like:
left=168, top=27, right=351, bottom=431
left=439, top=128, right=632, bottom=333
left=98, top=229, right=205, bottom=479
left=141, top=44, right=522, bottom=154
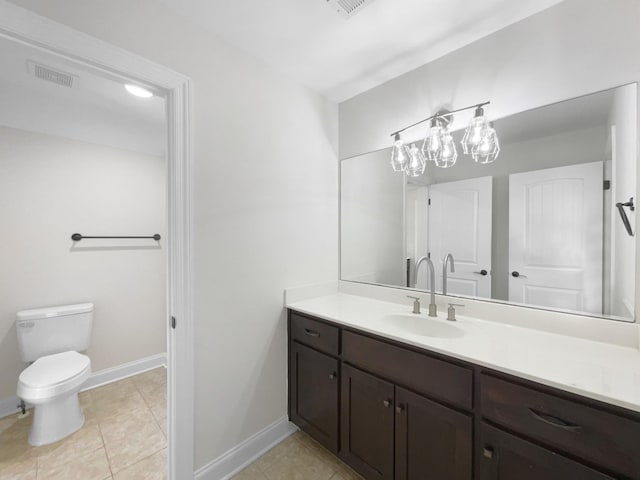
left=17, top=303, right=94, bottom=321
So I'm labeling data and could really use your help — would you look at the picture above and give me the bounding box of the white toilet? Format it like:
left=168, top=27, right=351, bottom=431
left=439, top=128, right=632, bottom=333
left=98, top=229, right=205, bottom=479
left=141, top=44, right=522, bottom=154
left=16, top=303, right=93, bottom=446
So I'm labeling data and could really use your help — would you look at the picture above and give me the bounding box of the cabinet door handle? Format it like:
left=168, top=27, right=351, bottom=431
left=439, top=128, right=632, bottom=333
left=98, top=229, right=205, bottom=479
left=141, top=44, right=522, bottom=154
left=329, top=372, right=336, bottom=380
left=395, top=404, right=404, bottom=414
left=529, top=408, right=582, bottom=431
left=383, top=399, right=392, bottom=408
left=304, top=328, right=320, bottom=337
left=482, top=447, right=494, bottom=459
left=511, top=271, right=527, bottom=278
left=474, top=269, right=488, bottom=276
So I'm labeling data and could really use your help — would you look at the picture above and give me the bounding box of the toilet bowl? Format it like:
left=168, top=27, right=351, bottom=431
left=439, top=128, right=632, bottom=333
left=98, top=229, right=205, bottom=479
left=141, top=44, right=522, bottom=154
left=17, top=351, right=91, bottom=446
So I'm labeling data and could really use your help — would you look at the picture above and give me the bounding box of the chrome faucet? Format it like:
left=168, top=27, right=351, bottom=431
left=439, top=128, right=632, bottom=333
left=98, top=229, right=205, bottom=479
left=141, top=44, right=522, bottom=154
left=442, top=253, right=455, bottom=295
left=414, top=256, right=437, bottom=317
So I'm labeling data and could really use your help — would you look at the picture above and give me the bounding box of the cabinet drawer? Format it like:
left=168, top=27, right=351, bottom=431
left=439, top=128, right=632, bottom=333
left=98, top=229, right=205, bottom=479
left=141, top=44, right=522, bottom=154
left=290, top=312, right=339, bottom=356
left=479, top=422, right=614, bottom=480
left=480, top=373, right=640, bottom=479
left=343, top=330, right=473, bottom=410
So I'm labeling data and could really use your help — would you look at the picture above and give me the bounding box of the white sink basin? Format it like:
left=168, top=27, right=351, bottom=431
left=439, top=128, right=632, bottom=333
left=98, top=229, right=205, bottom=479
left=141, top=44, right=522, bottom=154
left=383, top=314, right=464, bottom=338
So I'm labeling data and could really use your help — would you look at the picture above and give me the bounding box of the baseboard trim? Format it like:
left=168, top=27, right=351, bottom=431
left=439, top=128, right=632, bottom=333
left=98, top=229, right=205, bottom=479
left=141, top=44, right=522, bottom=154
left=0, top=352, right=167, bottom=419
left=195, top=416, right=298, bottom=480
left=82, top=352, right=167, bottom=391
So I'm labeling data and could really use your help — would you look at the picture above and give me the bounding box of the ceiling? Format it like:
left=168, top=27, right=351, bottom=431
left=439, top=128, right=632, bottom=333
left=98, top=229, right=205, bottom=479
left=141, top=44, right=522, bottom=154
left=158, top=0, right=566, bottom=102
left=0, top=36, right=166, bottom=156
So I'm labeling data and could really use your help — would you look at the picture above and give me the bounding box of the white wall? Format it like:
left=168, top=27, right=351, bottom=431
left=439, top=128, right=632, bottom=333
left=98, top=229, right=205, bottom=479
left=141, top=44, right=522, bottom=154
left=339, top=0, right=640, bottom=159
left=6, top=0, right=339, bottom=469
left=341, top=149, right=405, bottom=286
left=0, top=126, right=166, bottom=400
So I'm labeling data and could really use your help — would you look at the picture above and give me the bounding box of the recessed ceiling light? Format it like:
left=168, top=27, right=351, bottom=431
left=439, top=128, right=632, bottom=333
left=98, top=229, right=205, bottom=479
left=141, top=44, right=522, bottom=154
left=125, top=84, right=153, bottom=98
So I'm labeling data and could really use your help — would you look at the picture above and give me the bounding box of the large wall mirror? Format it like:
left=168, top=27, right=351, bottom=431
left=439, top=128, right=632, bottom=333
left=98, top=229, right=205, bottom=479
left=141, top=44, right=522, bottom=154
left=341, top=83, right=637, bottom=321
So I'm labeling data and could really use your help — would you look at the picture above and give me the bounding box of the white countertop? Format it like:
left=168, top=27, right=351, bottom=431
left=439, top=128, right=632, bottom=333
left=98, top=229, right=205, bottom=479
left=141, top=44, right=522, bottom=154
left=287, top=292, right=640, bottom=413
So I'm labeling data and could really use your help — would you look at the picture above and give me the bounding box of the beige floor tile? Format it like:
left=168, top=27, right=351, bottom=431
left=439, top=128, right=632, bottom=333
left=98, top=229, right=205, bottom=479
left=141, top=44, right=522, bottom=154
left=91, top=379, right=138, bottom=403
left=93, top=391, right=149, bottom=422
left=132, top=368, right=166, bottom=389
left=0, top=412, right=36, bottom=465
left=102, top=414, right=166, bottom=473
left=36, top=446, right=111, bottom=480
left=35, top=424, right=104, bottom=470
left=231, top=462, right=268, bottom=480
left=262, top=440, right=336, bottom=480
left=112, top=448, right=166, bottom=480
left=0, top=370, right=167, bottom=480
left=99, top=405, right=156, bottom=440
left=0, top=454, right=37, bottom=480
left=252, top=435, right=305, bottom=472
left=157, top=419, right=167, bottom=438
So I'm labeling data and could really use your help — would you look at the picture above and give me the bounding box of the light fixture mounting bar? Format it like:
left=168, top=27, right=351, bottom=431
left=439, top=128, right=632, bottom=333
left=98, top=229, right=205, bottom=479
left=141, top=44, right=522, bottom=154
left=390, top=101, right=491, bottom=137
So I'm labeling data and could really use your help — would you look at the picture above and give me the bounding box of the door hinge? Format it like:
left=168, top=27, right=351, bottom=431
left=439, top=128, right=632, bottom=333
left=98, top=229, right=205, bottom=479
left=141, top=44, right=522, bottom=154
left=171, top=316, right=176, bottom=329
left=604, top=180, right=611, bottom=190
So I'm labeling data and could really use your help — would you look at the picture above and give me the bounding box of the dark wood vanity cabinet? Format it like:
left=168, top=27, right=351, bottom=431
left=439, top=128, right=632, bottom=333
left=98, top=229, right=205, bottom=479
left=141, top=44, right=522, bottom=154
left=340, top=362, right=472, bottom=480
left=288, top=313, right=340, bottom=452
left=341, top=364, right=395, bottom=480
left=287, top=310, right=640, bottom=480
left=395, top=385, right=472, bottom=480
left=340, top=332, right=473, bottom=480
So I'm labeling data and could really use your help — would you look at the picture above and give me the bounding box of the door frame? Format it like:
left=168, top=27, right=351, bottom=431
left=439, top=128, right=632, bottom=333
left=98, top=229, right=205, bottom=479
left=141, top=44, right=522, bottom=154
left=0, top=3, right=194, bottom=479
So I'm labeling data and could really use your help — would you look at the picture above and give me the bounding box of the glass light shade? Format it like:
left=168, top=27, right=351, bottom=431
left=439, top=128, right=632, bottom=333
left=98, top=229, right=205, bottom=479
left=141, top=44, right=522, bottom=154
left=472, top=126, right=500, bottom=164
left=422, top=124, right=444, bottom=163
left=405, top=143, right=426, bottom=177
left=435, top=131, right=458, bottom=168
left=390, top=136, right=410, bottom=172
left=461, top=114, right=489, bottom=154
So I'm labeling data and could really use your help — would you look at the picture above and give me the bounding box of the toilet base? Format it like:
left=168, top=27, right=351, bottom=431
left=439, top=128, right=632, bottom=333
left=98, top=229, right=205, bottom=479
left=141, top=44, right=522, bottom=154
left=28, top=392, right=85, bottom=446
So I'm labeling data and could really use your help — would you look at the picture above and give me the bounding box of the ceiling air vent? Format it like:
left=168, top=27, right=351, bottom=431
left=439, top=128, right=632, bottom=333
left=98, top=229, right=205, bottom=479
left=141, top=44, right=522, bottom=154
left=27, top=61, right=78, bottom=88
left=325, top=0, right=377, bottom=19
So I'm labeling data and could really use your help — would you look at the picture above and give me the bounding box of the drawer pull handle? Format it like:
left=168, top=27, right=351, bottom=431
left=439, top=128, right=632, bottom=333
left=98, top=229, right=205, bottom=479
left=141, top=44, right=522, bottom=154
left=483, top=447, right=494, bottom=459
left=329, top=372, right=336, bottom=380
left=395, top=404, right=405, bottom=414
left=304, top=328, right=320, bottom=338
left=529, top=408, right=582, bottom=431
left=383, top=400, right=392, bottom=408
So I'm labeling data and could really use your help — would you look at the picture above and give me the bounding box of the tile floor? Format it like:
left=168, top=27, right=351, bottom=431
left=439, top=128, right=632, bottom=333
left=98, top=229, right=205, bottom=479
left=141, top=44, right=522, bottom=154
left=0, top=367, right=167, bottom=480
left=231, top=431, right=363, bottom=480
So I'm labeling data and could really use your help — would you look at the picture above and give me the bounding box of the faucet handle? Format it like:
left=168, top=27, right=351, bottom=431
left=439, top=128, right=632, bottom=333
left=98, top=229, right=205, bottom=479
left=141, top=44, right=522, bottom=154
left=447, top=303, right=464, bottom=322
left=407, top=295, right=421, bottom=314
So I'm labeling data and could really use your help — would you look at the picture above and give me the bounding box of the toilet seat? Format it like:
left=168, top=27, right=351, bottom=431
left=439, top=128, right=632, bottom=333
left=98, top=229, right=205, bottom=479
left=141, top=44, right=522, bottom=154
left=18, top=351, right=91, bottom=402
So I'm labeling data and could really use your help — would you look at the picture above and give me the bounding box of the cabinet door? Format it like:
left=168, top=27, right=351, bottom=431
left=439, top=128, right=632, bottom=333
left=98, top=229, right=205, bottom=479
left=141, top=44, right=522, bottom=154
left=478, top=423, right=615, bottom=480
left=341, top=364, right=395, bottom=480
left=290, top=342, right=339, bottom=452
left=395, top=386, right=472, bottom=480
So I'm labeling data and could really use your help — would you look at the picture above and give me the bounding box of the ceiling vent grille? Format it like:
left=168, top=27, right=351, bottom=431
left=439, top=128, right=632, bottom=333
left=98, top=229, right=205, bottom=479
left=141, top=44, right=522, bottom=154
left=28, top=61, right=78, bottom=88
left=326, top=0, right=377, bottom=19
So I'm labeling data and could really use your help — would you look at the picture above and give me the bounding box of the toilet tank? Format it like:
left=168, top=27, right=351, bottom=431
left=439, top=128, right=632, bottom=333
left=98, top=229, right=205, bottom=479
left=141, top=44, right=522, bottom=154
left=16, top=303, right=94, bottom=362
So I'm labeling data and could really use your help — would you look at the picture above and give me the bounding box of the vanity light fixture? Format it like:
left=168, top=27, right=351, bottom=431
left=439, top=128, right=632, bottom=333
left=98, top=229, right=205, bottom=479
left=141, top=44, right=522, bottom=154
left=124, top=84, right=153, bottom=98
left=390, top=101, right=499, bottom=174
left=461, top=105, right=489, bottom=154
left=472, top=122, right=500, bottom=164
left=405, top=143, right=426, bottom=177
left=390, top=133, right=410, bottom=172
